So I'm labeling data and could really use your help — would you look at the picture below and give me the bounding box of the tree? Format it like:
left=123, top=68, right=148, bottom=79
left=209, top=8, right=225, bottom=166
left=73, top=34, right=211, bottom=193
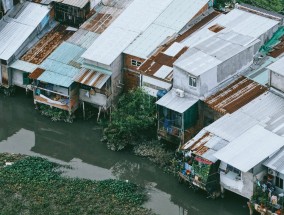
left=103, top=88, right=156, bottom=151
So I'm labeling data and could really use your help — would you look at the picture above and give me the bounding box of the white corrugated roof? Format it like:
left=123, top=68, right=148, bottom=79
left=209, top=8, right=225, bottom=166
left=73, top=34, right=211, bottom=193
left=206, top=112, right=258, bottom=142
left=123, top=0, right=208, bottom=59
left=67, top=29, right=99, bottom=49
left=59, top=0, right=89, bottom=8
left=182, top=8, right=279, bottom=47
left=10, top=60, right=38, bottom=73
left=14, top=2, right=50, bottom=27
left=123, top=24, right=176, bottom=59
left=267, top=56, right=284, bottom=76
left=214, top=125, right=284, bottom=172
left=175, top=29, right=260, bottom=76
left=156, top=88, right=198, bottom=113
left=174, top=47, right=221, bottom=76
left=82, top=0, right=175, bottom=66
left=153, top=65, right=173, bottom=79
left=0, top=2, right=50, bottom=61
left=163, top=42, right=186, bottom=57
left=154, top=0, right=208, bottom=31
left=264, top=148, right=284, bottom=175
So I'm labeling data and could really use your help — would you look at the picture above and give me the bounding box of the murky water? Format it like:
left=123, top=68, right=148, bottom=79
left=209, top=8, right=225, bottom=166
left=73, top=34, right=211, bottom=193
left=0, top=90, right=249, bottom=215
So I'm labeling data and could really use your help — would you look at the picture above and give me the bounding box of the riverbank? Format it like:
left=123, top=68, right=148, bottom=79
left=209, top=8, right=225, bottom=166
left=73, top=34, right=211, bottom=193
left=0, top=153, right=155, bottom=215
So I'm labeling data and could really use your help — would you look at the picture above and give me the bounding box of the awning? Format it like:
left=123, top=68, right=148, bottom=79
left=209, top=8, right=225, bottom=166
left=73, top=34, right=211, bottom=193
left=156, top=89, right=198, bottom=113
left=74, top=68, right=110, bottom=89
left=10, top=60, right=38, bottom=73
left=37, top=70, right=74, bottom=87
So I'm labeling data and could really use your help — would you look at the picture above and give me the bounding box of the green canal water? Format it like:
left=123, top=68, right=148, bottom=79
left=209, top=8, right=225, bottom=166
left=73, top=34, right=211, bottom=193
left=0, top=91, right=249, bottom=215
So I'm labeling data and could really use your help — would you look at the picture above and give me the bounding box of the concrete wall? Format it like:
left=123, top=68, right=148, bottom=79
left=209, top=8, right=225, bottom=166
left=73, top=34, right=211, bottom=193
left=220, top=171, right=254, bottom=199
left=258, top=24, right=280, bottom=47
left=270, top=71, right=284, bottom=93
left=11, top=69, right=24, bottom=88
left=216, top=41, right=260, bottom=85
left=110, top=54, right=124, bottom=105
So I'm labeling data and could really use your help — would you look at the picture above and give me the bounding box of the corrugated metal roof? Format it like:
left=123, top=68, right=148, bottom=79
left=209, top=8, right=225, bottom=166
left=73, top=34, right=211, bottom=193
left=124, top=24, right=176, bottom=59
left=175, top=30, right=259, bottom=77
left=53, top=0, right=89, bottom=8
left=156, top=88, right=198, bottom=113
left=67, top=29, right=99, bottom=49
left=205, top=76, right=267, bottom=114
left=14, top=2, right=50, bottom=27
left=74, top=68, right=110, bottom=89
left=214, top=125, right=284, bottom=172
left=10, top=60, right=38, bottom=73
left=82, top=27, right=138, bottom=66
left=36, top=42, right=86, bottom=87
left=182, top=129, right=229, bottom=163
left=239, top=92, right=284, bottom=136
left=153, top=65, right=173, bottom=79
left=29, top=68, right=46, bottom=79
left=154, top=0, right=208, bottom=31
left=0, top=2, right=50, bottom=61
left=0, top=21, right=34, bottom=61
left=174, top=47, right=221, bottom=77
left=267, top=56, right=284, bottom=76
left=264, top=148, right=284, bottom=175
left=123, top=0, right=208, bottom=59
left=82, top=0, right=175, bottom=66
left=38, top=70, right=74, bottom=87
left=182, top=8, right=279, bottom=47
left=21, top=25, right=74, bottom=65
left=206, top=112, right=258, bottom=142
left=46, top=42, right=86, bottom=64
left=163, top=42, right=186, bottom=57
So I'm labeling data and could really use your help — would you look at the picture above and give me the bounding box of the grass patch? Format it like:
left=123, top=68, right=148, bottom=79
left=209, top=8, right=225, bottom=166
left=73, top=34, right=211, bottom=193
left=0, top=154, right=154, bottom=215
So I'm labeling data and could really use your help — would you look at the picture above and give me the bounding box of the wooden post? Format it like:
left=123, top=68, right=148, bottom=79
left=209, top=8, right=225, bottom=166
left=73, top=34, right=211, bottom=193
left=247, top=201, right=253, bottom=215
left=97, top=106, right=101, bottom=122
left=82, top=101, right=85, bottom=120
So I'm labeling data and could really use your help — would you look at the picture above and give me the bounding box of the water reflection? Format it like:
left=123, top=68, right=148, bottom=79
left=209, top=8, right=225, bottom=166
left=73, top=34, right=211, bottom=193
left=0, top=92, right=249, bottom=215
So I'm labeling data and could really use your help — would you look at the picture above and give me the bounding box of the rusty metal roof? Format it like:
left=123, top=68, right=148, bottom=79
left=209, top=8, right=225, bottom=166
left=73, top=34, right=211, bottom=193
left=139, top=44, right=188, bottom=82
left=21, top=25, right=74, bottom=65
left=74, top=68, right=110, bottom=89
left=29, top=68, right=45, bottom=79
left=182, top=129, right=229, bottom=162
left=137, top=11, right=221, bottom=83
left=268, top=36, right=284, bottom=58
left=205, top=76, right=267, bottom=114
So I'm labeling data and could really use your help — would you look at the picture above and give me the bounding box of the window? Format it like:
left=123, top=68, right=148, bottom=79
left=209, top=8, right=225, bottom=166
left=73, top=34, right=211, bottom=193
left=131, top=59, right=142, bottom=67
left=276, top=177, right=284, bottom=189
left=189, top=76, right=197, bottom=87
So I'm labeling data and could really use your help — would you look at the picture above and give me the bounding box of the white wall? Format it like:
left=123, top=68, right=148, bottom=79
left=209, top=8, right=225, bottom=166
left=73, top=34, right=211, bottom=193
left=12, top=69, right=24, bottom=88
left=220, top=171, right=254, bottom=199
left=199, top=66, right=218, bottom=96
left=270, top=71, right=284, bottom=93
left=173, top=66, right=201, bottom=96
